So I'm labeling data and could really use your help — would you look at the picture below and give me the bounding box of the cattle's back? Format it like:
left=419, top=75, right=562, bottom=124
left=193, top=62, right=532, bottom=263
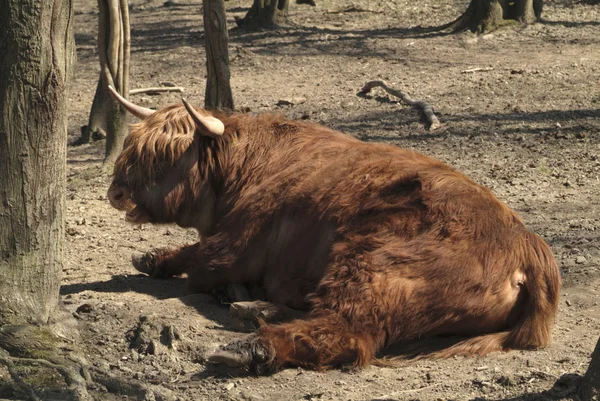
left=226, top=116, right=524, bottom=240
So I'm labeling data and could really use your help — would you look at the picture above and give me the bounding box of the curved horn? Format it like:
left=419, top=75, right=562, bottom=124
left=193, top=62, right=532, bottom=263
left=107, top=85, right=155, bottom=120
left=182, top=98, right=225, bottom=139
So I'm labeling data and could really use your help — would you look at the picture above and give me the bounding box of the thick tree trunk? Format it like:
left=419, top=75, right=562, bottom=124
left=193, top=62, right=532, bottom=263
left=0, top=0, right=73, bottom=326
left=203, top=0, right=234, bottom=110
left=237, top=0, right=290, bottom=31
left=580, top=337, right=600, bottom=401
left=83, top=0, right=130, bottom=167
left=1, top=3, right=92, bottom=400
left=444, top=0, right=543, bottom=33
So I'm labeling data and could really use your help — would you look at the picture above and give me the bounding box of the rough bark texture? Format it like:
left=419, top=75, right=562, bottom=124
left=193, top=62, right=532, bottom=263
left=580, top=337, right=600, bottom=401
left=237, top=0, right=290, bottom=31
left=83, top=0, right=130, bottom=166
left=0, top=0, right=74, bottom=326
left=444, top=0, right=543, bottom=33
left=203, top=0, right=235, bottom=110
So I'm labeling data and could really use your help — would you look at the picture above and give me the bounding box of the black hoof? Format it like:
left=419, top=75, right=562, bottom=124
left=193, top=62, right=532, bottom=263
left=131, top=250, right=166, bottom=278
left=208, top=335, right=273, bottom=374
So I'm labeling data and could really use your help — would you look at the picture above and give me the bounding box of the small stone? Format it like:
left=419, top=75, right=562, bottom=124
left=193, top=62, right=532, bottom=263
left=224, top=382, right=235, bottom=391
left=76, top=303, right=94, bottom=314
left=575, top=256, right=587, bottom=264
left=66, top=227, right=80, bottom=236
left=276, top=97, right=306, bottom=107
left=497, top=375, right=514, bottom=386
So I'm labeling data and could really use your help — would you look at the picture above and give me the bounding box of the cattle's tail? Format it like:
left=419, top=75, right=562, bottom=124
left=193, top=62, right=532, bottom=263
left=402, top=231, right=561, bottom=360
left=503, top=232, right=561, bottom=350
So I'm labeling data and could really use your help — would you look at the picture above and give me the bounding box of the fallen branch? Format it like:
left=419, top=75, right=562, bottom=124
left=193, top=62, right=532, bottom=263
left=129, top=86, right=185, bottom=95
left=359, top=80, right=441, bottom=131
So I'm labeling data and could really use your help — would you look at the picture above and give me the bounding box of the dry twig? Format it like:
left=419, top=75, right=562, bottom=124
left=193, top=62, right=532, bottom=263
left=326, top=5, right=382, bottom=14
left=359, top=80, right=441, bottom=131
left=130, top=87, right=185, bottom=95
left=372, top=382, right=443, bottom=400
left=461, top=67, right=494, bottom=73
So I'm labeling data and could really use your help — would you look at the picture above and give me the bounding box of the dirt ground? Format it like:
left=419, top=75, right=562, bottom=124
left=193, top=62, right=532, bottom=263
left=58, top=0, right=600, bottom=399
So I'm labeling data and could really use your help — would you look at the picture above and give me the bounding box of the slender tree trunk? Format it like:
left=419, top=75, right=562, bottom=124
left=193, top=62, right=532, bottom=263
left=83, top=0, right=131, bottom=167
left=237, top=0, right=290, bottom=31
left=443, top=0, right=543, bottom=33
left=0, top=0, right=74, bottom=326
left=580, top=337, right=600, bottom=401
left=204, top=0, right=234, bottom=110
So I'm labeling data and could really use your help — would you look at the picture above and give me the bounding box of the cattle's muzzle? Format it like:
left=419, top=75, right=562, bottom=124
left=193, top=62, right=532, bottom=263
left=107, top=184, right=131, bottom=211
left=107, top=183, right=151, bottom=224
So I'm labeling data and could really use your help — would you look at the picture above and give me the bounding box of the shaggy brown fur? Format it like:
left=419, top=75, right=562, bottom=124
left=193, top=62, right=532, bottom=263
left=108, top=103, right=561, bottom=373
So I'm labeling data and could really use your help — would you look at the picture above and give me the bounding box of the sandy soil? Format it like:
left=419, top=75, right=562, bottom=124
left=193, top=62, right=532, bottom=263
left=59, top=0, right=600, bottom=399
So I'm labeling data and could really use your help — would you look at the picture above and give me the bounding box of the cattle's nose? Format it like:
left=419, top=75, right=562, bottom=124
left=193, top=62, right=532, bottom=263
left=108, top=187, right=128, bottom=208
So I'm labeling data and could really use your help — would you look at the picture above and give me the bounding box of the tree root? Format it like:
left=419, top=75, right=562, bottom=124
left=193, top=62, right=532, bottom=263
left=0, top=349, right=41, bottom=401
left=0, top=346, right=90, bottom=401
left=359, top=80, right=441, bottom=131
left=435, top=0, right=543, bottom=34
left=579, top=336, right=600, bottom=400
left=89, top=366, right=177, bottom=401
left=1, top=338, right=176, bottom=401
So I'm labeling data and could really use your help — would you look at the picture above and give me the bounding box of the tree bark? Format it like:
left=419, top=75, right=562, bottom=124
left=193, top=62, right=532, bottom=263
left=443, top=0, right=543, bottom=33
left=0, top=0, right=74, bottom=326
left=83, top=0, right=131, bottom=167
left=580, top=337, right=600, bottom=401
left=203, top=0, right=234, bottom=110
left=237, top=0, right=290, bottom=31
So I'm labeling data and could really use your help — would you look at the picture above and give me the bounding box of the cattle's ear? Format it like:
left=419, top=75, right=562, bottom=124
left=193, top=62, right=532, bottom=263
left=107, top=85, right=155, bottom=120
left=182, top=98, right=225, bottom=139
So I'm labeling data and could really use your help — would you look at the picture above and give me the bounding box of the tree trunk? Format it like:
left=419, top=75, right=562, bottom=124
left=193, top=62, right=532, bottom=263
left=203, top=0, right=234, bottom=110
left=580, top=337, right=600, bottom=401
left=444, top=0, right=543, bottom=33
left=83, top=0, right=131, bottom=167
left=236, top=0, right=290, bottom=31
left=0, top=0, right=73, bottom=326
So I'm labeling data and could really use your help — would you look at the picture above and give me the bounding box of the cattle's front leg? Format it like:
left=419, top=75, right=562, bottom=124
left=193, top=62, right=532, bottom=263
left=131, top=243, right=200, bottom=278
left=183, top=236, right=259, bottom=294
left=208, top=314, right=378, bottom=373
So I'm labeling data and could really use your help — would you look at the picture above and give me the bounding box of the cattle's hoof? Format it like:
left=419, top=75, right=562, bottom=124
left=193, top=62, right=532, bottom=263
left=131, top=251, right=153, bottom=275
left=131, top=251, right=165, bottom=278
left=230, top=301, right=284, bottom=322
left=208, top=335, right=273, bottom=374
